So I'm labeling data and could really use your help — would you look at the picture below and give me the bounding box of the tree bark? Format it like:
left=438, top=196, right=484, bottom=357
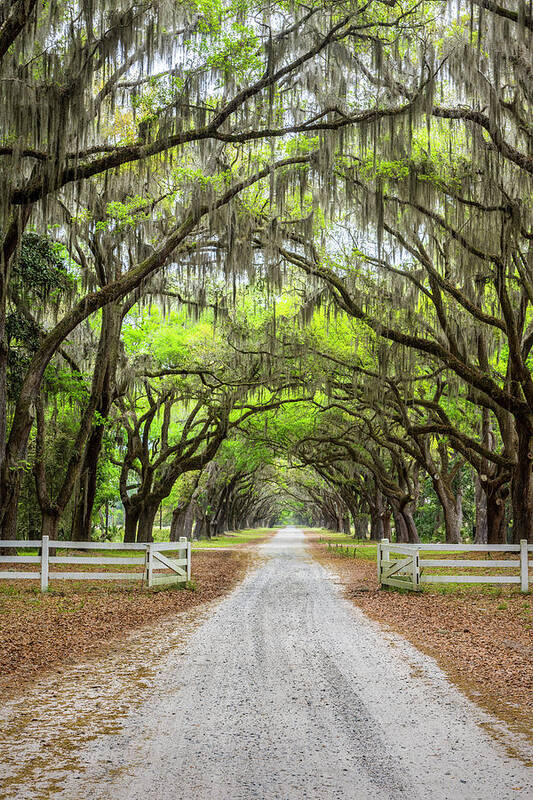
left=70, top=301, right=121, bottom=541
left=432, top=477, right=463, bottom=543
left=123, top=503, right=140, bottom=543
left=486, top=481, right=508, bottom=544
left=41, top=509, right=60, bottom=540
left=342, top=513, right=351, bottom=536
left=0, top=210, right=32, bottom=528
left=136, top=502, right=158, bottom=543
left=390, top=499, right=419, bottom=543
left=391, top=504, right=408, bottom=542
left=353, top=513, right=368, bottom=539
left=369, top=486, right=385, bottom=540
left=474, top=473, right=488, bottom=544
left=511, top=421, right=533, bottom=543
left=170, top=501, right=196, bottom=541
left=194, top=512, right=207, bottom=539
left=71, top=428, right=104, bottom=541
left=382, top=507, right=391, bottom=539
left=0, top=464, right=23, bottom=539
left=369, top=508, right=384, bottom=540
left=402, top=505, right=420, bottom=543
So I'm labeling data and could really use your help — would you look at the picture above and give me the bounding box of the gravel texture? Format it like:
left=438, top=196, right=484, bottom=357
left=2, top=528, right=533, bottom=799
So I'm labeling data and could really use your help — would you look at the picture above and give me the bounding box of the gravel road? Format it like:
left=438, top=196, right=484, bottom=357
left=2, top=528, right=533, bottom=800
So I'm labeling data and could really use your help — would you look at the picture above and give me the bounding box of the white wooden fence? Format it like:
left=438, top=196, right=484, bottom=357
left=0, top=536, right=192, bottom=591
left=378, top=539, right=532, bottom=592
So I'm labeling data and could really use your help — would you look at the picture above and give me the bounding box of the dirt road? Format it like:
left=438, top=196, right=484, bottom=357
left=2, top=528, right=532, bottom=799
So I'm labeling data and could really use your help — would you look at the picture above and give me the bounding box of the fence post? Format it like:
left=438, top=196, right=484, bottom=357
left=413, top=548, right=421, bottom=591
left=378, top=538, right=389, bottom=586
left=520, top=539, right=529, bottom=593
left=40, top=535, right=49, bottom=592
left=180, top=536, right=191, bottom=582
left=146, top=543, right=154, bottom=588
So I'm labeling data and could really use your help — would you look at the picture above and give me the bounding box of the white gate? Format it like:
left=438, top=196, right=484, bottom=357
left=378, top=538, right=532, bottom=592
left=377, top=540, right=421, bottom=591
left=146, top=540, right=191, bottom=587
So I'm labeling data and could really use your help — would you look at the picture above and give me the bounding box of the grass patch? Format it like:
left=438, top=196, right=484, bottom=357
left=192, top=528, right=273, bottom=548
left=423, top=582, right=525, bottom=597
left=323, top=540, right=379, bottom=562
left=316, top=530, right=360, bottom=545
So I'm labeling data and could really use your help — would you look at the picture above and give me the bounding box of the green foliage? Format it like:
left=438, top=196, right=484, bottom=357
left=7, top=233, right=74, bottom=398
left=12, top=233, right=71, bottom=298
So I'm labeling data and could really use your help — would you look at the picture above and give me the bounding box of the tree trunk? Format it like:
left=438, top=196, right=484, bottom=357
left=70, top=302, right=121, bottom=541
left=402, top=505, right=420, bottom=543
left=1, top=476, right=21, bottom=539
left=391, top=500, right=419, bottom=543
left=369, top=507, right=384, bottom=540
left=194, top=511, right=207, bottom=539
left=369, top=486, right=385, bottom=540
left=511, top=422, right=533, bottom=543
left=0, top=479, right=20, bottom=553
left=382, top=508, right=391, bottom=539
left=170, top=501, right=196, bottom=541
left=391, top=504, right=408, bottom=542
left=71, top=425, right=105, bottom=541
left=353, top=513, right=368, bottom=539
left=342, top=513, right=351, bottom=536
left=433, top=478, right=463, bottom=543
left=0, top=467, right=22, bottom=538
left=0, top=209, right=31, bottom=520
left=486, top=482, right=508, bottom=544
left=41, top=509, right=60, bottom=540
left=137, top=503, right=158, bottom=543
left=474, top=473, right=488, bottom=544
left=123, top=504, right=140, bottom=543
left=0, top=314, right=8, bottom=479
left=214, top=512, right=227, bottom=537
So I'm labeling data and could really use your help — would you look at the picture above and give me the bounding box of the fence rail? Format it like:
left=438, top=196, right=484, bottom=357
left=378, top=538, right=532, bottom=593
left=0, top=536, right=192, bottom=591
